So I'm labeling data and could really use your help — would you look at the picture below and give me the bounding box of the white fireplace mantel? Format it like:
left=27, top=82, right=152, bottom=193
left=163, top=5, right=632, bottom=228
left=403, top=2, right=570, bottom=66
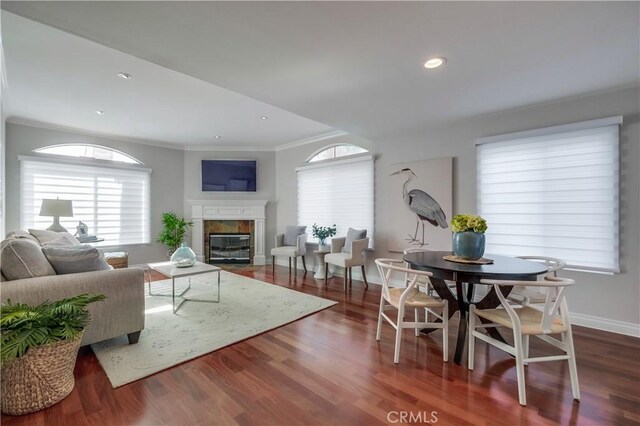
left=189, top=200, right=268, bottom=265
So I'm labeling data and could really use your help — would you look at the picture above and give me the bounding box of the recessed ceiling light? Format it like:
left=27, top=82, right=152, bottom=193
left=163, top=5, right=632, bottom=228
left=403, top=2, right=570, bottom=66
left=260, top=116, right=269, bottom=120
left=117, top=72, right=133, bottom=80
left=215, top=135, right=222, bottom=139
left=424, top=57, right=446, bottom=69
left=95, top=110, right=105, bottom=115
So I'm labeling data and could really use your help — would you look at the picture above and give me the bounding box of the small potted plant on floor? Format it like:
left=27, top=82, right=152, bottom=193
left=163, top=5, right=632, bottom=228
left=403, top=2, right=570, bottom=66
left=156, top=212, right=194, bottom=257
left=1, top=294, right=105, bottom=415
left=312, top=223, right=337, bottom=251
left=451, top=214, right=488, bottom=260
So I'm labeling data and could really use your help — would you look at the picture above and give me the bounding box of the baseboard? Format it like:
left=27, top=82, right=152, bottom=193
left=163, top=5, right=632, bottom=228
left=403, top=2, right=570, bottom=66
left=569, top=312, right=640, bottom=337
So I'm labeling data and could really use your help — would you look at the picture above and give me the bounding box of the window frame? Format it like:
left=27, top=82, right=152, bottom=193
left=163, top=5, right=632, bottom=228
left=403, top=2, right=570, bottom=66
left=306, top=143, right=368, bottom=163
left=33, top=144, right=142, bottom=164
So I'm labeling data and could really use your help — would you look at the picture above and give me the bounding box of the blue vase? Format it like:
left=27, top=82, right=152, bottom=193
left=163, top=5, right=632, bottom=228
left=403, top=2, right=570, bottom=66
left=452, top=232, right=485, bottom=260
left=170, top=242, right=197, bottom=267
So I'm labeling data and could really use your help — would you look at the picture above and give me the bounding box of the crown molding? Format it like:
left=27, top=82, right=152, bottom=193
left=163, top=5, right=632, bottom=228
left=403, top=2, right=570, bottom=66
left=183, top=144, right=275, bottom=152
left=274, top=130, right=348, bottom=152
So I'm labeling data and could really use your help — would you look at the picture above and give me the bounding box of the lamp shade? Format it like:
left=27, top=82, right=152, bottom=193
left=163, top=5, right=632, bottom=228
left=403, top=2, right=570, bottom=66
left=39, top=199, right=74, bottom=217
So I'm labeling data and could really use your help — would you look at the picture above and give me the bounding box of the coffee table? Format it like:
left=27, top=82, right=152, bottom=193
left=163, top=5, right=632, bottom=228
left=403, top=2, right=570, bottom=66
left=146, top=261, right=222, bottom=314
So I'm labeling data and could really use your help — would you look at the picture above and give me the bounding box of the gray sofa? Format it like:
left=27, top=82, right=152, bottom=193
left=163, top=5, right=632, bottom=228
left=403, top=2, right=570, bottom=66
left=1, top=230, right=145, bottom=346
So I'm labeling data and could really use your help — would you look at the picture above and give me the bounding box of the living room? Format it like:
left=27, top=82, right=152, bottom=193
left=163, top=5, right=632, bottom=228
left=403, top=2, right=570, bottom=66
left=0, top=2, right=639, bottom=425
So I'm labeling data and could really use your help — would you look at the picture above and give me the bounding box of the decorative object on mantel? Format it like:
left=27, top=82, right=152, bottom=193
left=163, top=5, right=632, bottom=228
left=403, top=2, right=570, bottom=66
left=312, top=223, right=337, bottom=250
left=170, top=243, right=197, bottom=267
left=156, top=212, right=193, bottom=257
left=450, top=214, right=488, bottom=260
left=1, top=294, right=105, bottom=415
left=443, top=254, right=494, bottom=265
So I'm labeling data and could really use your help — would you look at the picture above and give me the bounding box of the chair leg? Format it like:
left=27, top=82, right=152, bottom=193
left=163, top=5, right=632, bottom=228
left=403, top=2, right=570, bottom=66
left=343, top=271, right=348, bottom=292
left=394, top=307, right=404, bottom=364
left=564, top=330, right=581, bottom=401
left=361, top=265, right=369, bottom=287
left=513, top=329, right=527, bottom=406
left=301, top=255, right=307, bottom=272
left=272, top=256, right=275, bottom=274
left=294, top=257, right=298, bottom=275
left=468, top=304, right=475, bottom=369
left=349, top=267, right=352, bottom=286
left=414, top=308, right=420, bottom=337
left=288, top=257, right=292, bottom=274
left=523, top=335, right=530, bottom=365
left=442, top=300, right=449, bottom=362
left=376, top=294, right=385, bottom=341
left=324, top=263, right=329, bottom=285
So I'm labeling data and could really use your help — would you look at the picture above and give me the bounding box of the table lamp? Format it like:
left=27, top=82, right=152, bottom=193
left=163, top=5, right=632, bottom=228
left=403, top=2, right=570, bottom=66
left=39, top=198, right=74, bottom=232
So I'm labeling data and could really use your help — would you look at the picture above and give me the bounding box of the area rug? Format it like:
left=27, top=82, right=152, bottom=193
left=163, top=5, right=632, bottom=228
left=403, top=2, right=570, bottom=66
left=91, top=271, right=336, bottom=388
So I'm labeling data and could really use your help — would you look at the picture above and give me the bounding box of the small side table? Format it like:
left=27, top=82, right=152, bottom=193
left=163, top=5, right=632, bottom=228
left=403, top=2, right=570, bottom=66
left=313, top=250, right=333, bottom=280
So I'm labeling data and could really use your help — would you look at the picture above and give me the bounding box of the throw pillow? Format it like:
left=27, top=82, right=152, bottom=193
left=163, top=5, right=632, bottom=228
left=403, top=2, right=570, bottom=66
left=42, top=245, right=111, bottom=275
left=5, top=230, right=40, bottom=245
left=284, top=225, right=307, bottom=246
left=343, top=228, right=367, bottom=253
left=29, top=229, right=81, bottom=246
left=0, top=239, right=56, bottom=280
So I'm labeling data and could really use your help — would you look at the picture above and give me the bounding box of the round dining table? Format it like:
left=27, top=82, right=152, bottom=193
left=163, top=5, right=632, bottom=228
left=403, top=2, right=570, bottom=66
left=403, top=250, right=548, bottom=364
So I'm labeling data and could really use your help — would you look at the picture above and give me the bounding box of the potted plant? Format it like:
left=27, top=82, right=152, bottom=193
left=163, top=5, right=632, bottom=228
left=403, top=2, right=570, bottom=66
left=156, top=212, right=193, bottom=256
left=1, top=294, right=105, bottom=415
left=451, top=214, right=488, bottom=260
left=312, top=223, right=337, bottom=250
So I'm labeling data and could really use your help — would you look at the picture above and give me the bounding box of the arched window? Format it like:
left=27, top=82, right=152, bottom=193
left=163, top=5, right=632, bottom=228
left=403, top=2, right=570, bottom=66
left=34, top=144, right=142, bottom=164
left=297, top=144, right=374, bottom=248
left=21, top=144, right=150, bottom=245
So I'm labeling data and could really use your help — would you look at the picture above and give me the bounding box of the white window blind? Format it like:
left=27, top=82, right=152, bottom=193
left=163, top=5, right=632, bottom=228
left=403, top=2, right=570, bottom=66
left=21, top=157, right=151, bottom=245
left=297, top=155, right=374, bottom=245
left=477, top=118, right=620, bottom=273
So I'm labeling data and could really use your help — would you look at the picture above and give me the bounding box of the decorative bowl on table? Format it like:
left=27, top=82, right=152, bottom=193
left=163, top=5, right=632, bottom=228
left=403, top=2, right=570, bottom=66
left=170, top=242, right=197, bottom=267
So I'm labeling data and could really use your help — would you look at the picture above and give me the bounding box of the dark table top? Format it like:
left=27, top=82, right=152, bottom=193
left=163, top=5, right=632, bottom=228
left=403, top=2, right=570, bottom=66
left=403, top=251, right=548, bottom=282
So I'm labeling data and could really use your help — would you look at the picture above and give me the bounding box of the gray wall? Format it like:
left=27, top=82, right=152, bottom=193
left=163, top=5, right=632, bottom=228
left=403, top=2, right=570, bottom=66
left=276, top=86, right=640, bottom=331
left=5, top=123, right=185, bottom=264
left=183, top=150, right=277, bottom=255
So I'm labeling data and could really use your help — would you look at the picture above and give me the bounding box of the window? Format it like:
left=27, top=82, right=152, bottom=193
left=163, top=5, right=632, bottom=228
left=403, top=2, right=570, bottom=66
left=34, top=144, right=140, bottom=164
left=21, top=145, right=151, bottom=245
left=297, top=147, right=374, bottom=246
left=308, top=144, right=367, bottom=162
left=477, top=116, right=621, bottom=273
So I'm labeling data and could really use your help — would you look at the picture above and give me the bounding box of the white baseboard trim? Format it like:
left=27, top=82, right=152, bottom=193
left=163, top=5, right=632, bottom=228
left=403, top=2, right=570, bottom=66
left=569, top=312, right=640, bottom=337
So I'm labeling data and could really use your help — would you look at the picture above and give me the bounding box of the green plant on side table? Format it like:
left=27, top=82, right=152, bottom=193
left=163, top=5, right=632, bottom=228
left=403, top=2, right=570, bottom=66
left=1, top=294, right=105, bottom=415
left=312, top=223, right=337, bottom=250
left=451, top=214, right=488, bottom=260
left=156, top=212, right=194, bottom=255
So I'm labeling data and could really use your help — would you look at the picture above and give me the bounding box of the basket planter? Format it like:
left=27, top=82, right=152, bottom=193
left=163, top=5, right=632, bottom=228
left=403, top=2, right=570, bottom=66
left=1, top=332, right=84, bottom=415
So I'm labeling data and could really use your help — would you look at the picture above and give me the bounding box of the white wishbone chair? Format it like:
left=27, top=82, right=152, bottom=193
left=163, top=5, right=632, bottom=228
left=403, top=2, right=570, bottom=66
left=508, top=256, right=566, bottom=306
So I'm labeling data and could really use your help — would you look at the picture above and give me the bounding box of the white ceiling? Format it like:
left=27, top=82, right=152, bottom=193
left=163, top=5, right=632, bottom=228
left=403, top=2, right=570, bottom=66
left=2, top=2, right=639, bottom=147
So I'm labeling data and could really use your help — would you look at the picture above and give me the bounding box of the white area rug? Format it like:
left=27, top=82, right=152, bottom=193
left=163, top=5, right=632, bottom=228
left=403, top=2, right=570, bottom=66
left=91, top=270, right=336, bottom=388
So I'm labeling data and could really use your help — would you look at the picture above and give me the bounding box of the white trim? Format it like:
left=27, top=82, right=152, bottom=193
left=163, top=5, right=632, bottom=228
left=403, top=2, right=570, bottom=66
left=570, top=312, right=640, bottom=337
left=274, top=130, right=348, bottom=152
left=305, top=143, right=369, bottom=163
left=184, top=144, right=274, bottom=152
left=18, top=154, right=152, bottom=173
left=295, top=153, right=373, bottom=172
left=476, top=115, right=623, bottom=145
left=34, top=143, right=143, bottom=165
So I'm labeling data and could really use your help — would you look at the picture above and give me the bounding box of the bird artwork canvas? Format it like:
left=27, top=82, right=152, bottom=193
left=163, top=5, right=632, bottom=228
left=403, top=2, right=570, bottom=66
left=386, top=158, right=453, bottom=252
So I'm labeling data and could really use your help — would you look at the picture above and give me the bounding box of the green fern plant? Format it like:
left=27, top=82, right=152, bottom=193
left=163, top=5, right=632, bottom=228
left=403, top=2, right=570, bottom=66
left=156, top=212, right=193, bottom=252
left=1, top=294, right=105, bottom=365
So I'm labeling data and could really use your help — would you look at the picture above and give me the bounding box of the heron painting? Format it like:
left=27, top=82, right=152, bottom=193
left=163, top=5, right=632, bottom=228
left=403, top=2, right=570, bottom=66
left=387, top=158, right=452, bottom=251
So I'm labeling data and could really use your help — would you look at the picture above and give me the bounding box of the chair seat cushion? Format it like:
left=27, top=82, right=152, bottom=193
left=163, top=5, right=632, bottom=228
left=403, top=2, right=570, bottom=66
left=324, top=252, right=354, bottom=267
left=271, top=246, right=300, bottom=257
left=388, top=287, right=444, bottom=308
left=474, top=306, right=567, bottom=335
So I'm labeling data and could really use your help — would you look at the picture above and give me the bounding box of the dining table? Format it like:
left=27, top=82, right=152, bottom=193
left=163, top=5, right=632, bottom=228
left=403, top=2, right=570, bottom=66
left=403, top=250, right=548, bottom=364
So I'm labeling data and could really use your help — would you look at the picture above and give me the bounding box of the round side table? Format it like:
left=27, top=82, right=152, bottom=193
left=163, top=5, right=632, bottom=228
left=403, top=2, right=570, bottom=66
left=313, top=249, right=333, bottom=280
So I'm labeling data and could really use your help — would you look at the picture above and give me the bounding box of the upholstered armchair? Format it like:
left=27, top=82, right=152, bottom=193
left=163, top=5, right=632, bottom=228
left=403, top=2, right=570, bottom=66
left=324, top=228, right=369, bottom=292
left=271, top=226, right=308, bottom=275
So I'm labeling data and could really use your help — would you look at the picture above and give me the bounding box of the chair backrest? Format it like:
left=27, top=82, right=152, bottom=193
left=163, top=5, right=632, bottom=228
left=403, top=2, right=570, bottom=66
left=480, top=276, right=575, bottom=334
left=516, top=256, right=566, bottom=277
left=375, top=258, right=433, bottom=304
left=402, top=247, right=431, bottom=285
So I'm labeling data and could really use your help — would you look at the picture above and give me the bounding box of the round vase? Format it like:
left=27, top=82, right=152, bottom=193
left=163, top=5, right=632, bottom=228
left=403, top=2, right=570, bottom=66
left=318, top=239, right=330, bottom=252
left=170, top=242, right=197, bottom=267
left=452, top=232, right=485, bottom=260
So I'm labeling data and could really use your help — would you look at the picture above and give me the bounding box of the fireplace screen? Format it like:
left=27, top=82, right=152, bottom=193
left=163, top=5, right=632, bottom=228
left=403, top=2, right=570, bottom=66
left=209, top=233, right=251, bottom=264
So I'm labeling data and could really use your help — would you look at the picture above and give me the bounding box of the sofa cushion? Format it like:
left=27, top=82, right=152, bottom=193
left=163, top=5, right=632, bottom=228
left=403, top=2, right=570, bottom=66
left=284, top=225, right=306, bottom=246
left=42, top=245, right=111, bottom=275
left=0, top=239, right=56, bottom=280
left=5, top=230, right=40, bottom=245
left=29, top=229, right=80, bottom=246
left=343, top=228, right=367, bottom=253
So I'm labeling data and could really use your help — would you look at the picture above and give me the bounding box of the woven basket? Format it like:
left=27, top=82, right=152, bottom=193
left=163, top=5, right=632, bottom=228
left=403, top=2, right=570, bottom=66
left=1, top=332, right=84, bottom=415
left=105, top=252, right=129, bottom=269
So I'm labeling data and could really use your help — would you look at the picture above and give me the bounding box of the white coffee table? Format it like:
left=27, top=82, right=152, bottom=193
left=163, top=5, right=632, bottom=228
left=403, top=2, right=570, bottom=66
left=147, top=261, right=222, bottom=314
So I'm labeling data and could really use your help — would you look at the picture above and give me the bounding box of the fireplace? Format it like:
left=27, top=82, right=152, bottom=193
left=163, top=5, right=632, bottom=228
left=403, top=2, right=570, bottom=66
left=209, top=233, right=251, bottom=264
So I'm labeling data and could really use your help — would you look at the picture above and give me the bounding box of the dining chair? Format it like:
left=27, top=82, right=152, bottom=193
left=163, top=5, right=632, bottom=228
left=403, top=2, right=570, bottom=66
left=468, top=276, right=580, bottom=406
left=402, top=248, right=433, bottom=296
left=324, top=229, right=369, bottom=292
left=271, top=225, right=307, bottom=275
left=508, top=256, right=566, bottom=306
left=375, top=258, right=449, bottom=364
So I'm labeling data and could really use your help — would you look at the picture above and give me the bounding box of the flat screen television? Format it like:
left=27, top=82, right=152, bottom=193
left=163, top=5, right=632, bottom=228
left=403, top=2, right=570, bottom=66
left=201, top=160, right=257, bottom=192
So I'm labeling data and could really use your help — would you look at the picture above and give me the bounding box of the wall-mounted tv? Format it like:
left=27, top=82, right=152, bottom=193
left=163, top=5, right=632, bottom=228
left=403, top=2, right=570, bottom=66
left=201, top=160, right=257, bottom=192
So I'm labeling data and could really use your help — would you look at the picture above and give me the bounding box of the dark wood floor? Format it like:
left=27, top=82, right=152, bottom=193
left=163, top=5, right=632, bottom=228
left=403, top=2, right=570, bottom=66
left=2, top=265, right=639, bottom=425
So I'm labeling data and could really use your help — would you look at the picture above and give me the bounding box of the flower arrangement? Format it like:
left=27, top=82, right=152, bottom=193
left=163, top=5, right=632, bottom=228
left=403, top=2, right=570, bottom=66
left=451, top=214, right=488, bottom=233
left=312, top=223, right=337, bottom=245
